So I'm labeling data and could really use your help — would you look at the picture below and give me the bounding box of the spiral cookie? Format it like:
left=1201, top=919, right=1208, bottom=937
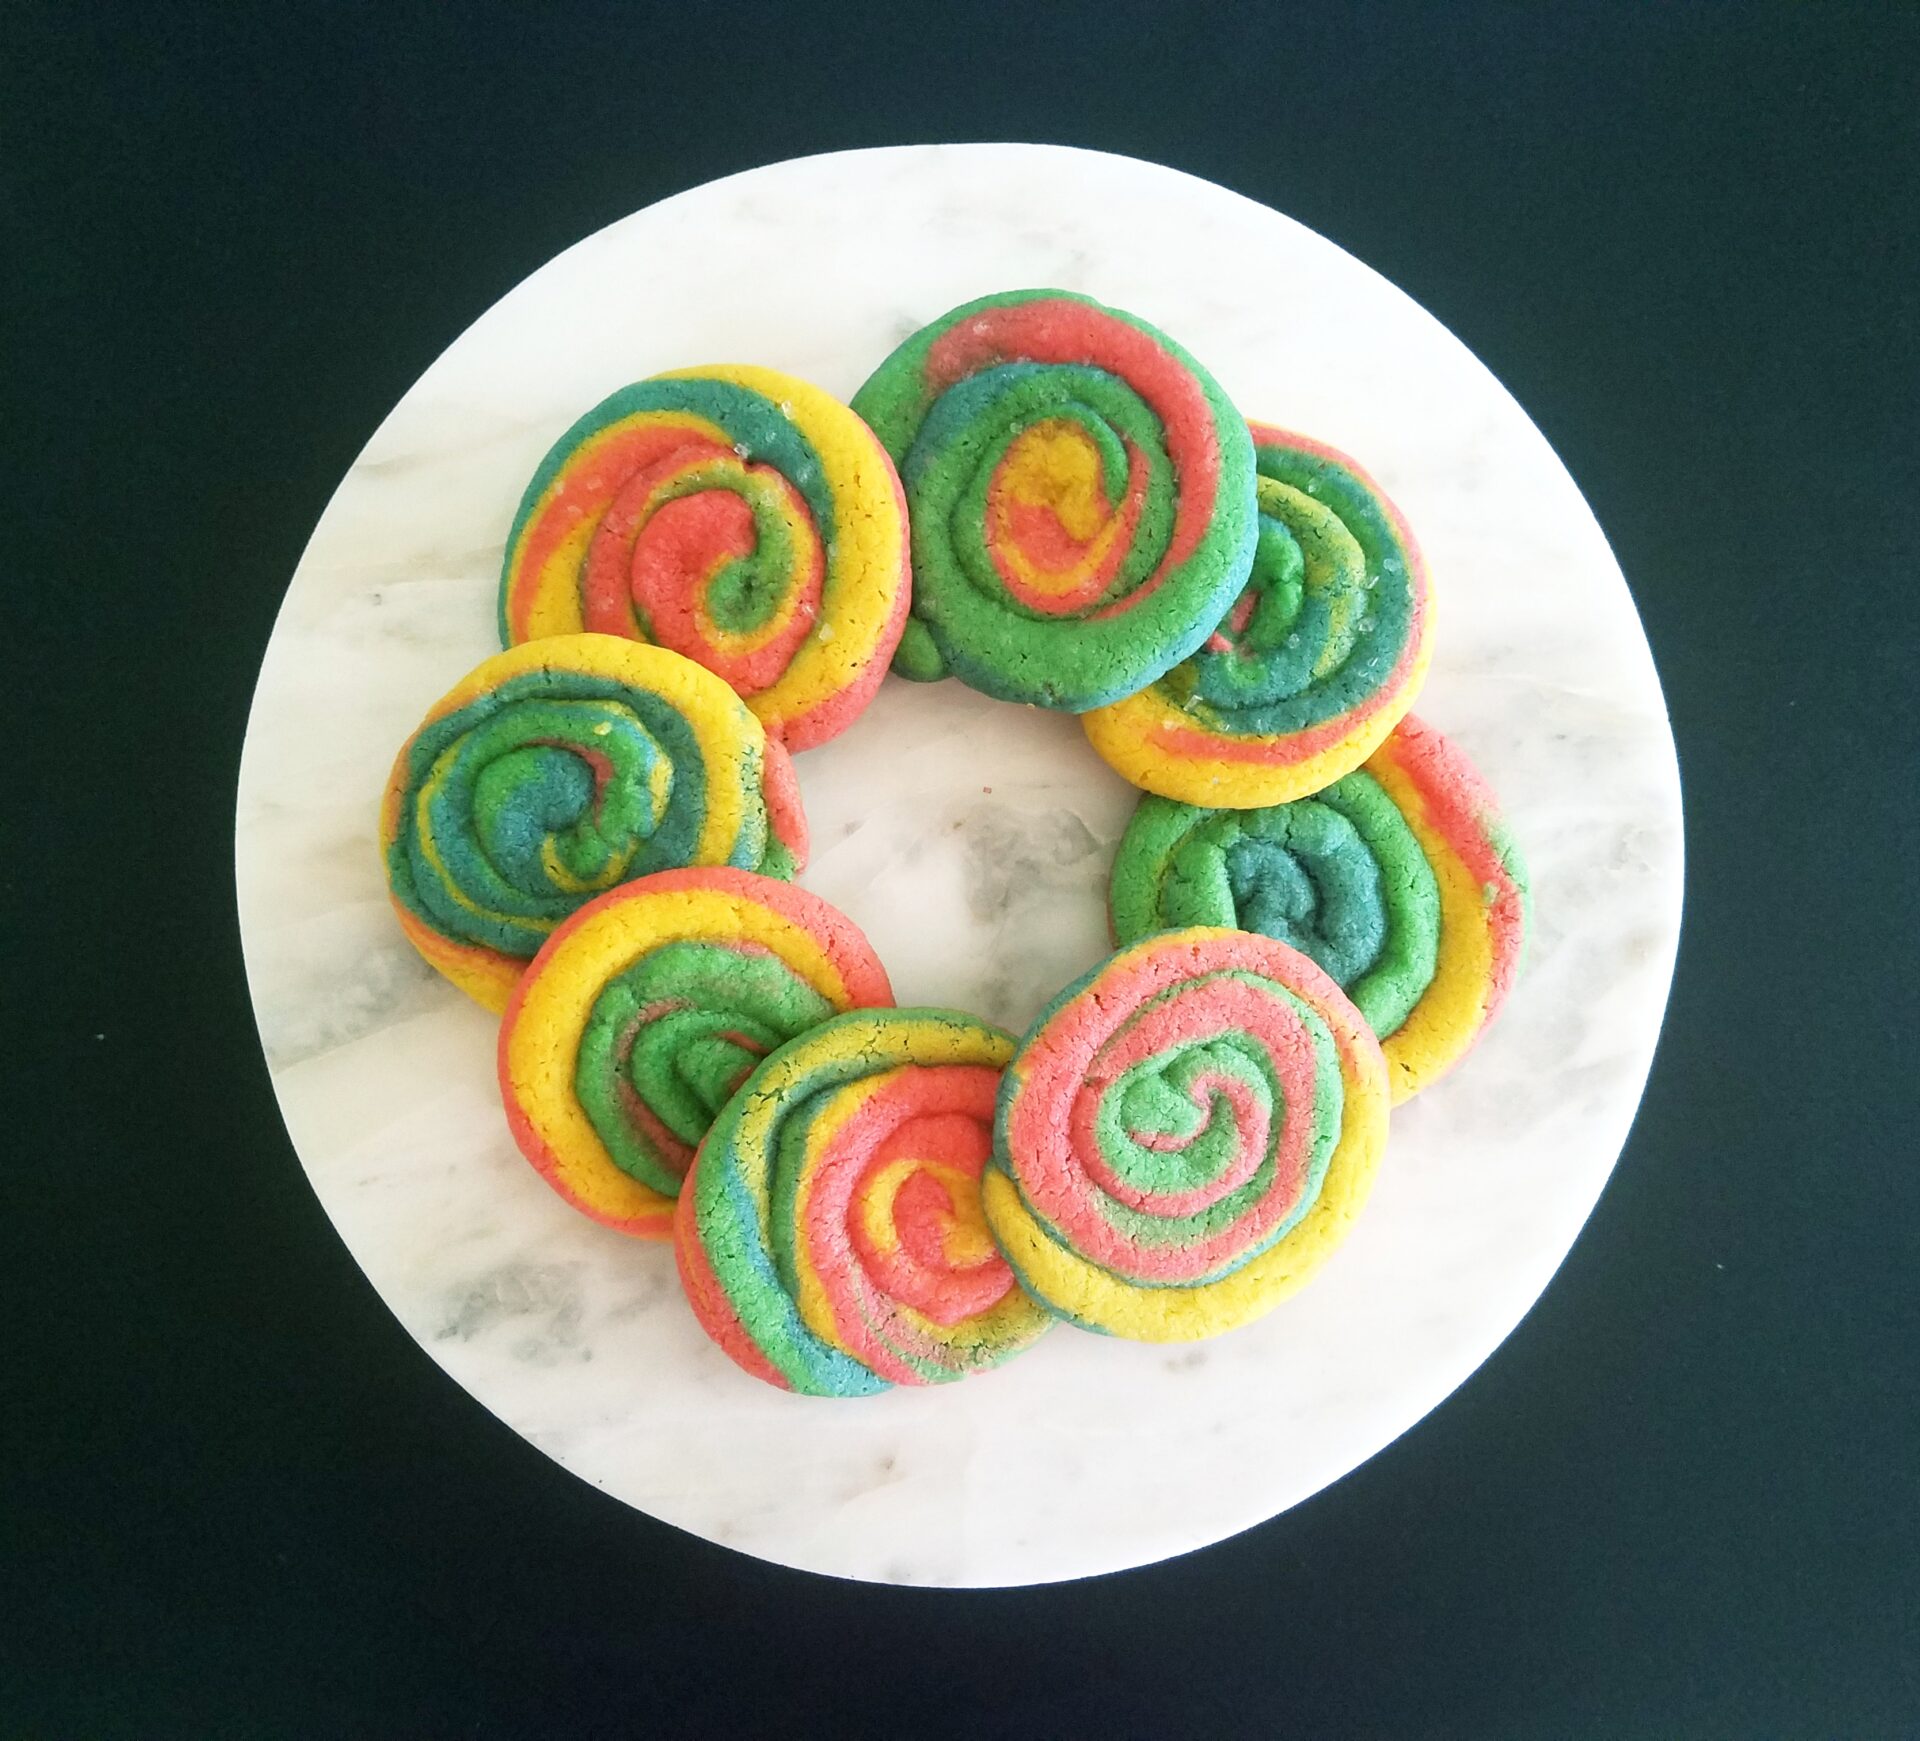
left=381, top=634, right=802, bottom=1012
left=849, top=289, right=1257, bottom=710
left=1109, top=716, right=1527, bottom=1101
left=1084, top=424, right=1433, bottom=804
left=675, top=1008, right=1054, bottom=1394
left=983, top=929, right=1389, bottom=1342
left=499, top=366, right=911, bottom=750
left=498, top=869, right=893, bottom=1238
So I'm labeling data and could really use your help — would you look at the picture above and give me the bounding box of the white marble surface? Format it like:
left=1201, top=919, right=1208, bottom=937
left=235, top=144, right=1683, bottom=1586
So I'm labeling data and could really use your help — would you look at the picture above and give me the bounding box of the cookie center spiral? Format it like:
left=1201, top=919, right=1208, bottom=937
left=985, top=414, right=1147, bottom=613
left=585, top=442, right=826, bottom=696
left=576, top=938, right=835, bottom=1190
left=800, top=1064, right=1017, bottom=1329
left=1091, top=1041, right=1275, bottom=1215
left=1185, top=479, right=1370, bottom=712
left=912, top=360, right=1179, bottom=625
left=416, top=691, right=693, bottom=945
left=852, top=1105, right=1010, bottom=1324
left=1212, top=808, right=1388, bottom=986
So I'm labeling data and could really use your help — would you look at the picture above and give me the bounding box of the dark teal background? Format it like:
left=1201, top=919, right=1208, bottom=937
left=7, top=4, right=1917, bottom=1736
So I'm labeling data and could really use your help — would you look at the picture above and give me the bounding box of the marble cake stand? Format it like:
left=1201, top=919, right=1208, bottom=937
left=235, top=144, right=1683, bottom=1587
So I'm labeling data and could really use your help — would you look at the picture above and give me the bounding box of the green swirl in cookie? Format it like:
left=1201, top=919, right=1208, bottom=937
left=574, top=938, right=838, bottom=1195
left=1109, top=783, right=1441, bottom=1038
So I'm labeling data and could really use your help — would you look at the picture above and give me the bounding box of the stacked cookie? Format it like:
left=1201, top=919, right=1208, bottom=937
left=379, top=296, right=1530, bottom=1396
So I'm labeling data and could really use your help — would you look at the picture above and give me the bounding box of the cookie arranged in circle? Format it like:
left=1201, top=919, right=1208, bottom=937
left=1084, top=424, right=1432, bottom=804
left=675, top=1007, right=1054, bottom=1394
left=850, top=289, right=1257, bottom=710
left=381, top=634, right=802, bottom=1012
left=499, top=366, right=911, bottom=751
left=499, top=869, right=894, bottom=1238
left=1110, top=715, right=1528, bottom=1102
left=983, top=929, right=1389, bottom=1342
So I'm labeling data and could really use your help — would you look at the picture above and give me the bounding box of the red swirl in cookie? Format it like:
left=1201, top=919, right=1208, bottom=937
left=500, top=366, right=910, bottom=750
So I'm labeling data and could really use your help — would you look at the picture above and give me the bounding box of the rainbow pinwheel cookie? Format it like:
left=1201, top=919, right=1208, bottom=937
left=1109, top=715, right=1529, bottom=1102
left=674, top=1007, right=1053, bottom=1394
left=982, top=929, right=1389, bottom=1341
left=1085, top=424, right=1432, bottom=805
left=498, top=869, right=893, bottom=1238
left=499, top=366, right=910, bottom=751
left=381, top=634, right=805, bottom=1012
left=850, top=289, right=1257, bottom=711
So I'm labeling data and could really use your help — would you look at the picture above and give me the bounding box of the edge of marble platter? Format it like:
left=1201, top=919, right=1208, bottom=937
left=235, top=143, right=1685, bottom=1588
